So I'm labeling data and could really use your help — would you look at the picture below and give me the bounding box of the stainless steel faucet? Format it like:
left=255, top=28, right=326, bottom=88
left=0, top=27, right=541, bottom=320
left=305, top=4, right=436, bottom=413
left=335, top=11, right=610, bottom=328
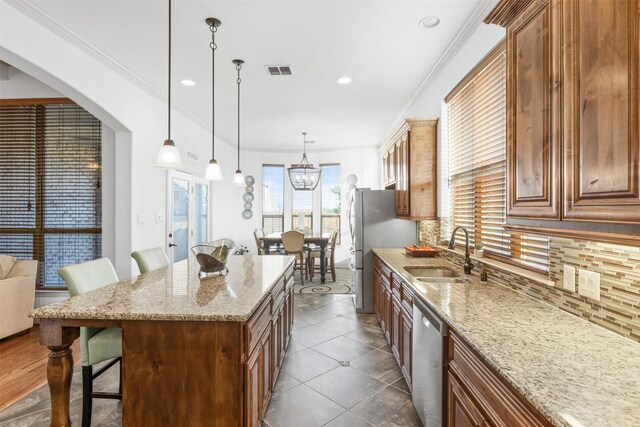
left=448, top=226, right=474, bottom=275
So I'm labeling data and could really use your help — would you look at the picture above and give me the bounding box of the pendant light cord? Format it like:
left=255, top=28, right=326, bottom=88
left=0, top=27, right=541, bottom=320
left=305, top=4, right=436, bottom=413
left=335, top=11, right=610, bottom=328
left=167, top=0, right=172, bottom=140
left=210, top=22, right=217, bottom=158
left=236, top=62, right=242, bottom=170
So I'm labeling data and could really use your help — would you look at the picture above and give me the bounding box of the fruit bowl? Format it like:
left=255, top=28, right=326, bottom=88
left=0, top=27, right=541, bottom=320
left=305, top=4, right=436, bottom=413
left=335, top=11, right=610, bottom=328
left=191, top=238, right=237, bottom=276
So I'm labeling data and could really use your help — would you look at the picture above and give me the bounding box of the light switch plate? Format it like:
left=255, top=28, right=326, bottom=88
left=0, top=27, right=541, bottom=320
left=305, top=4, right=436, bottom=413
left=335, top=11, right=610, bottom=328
left=563, top=265, right=576, bottom=291
left=136, top=214, right=144, bottom=224
left=578, top=269, right=600, bottom=301
left=155, top=213, right=165, bottom=224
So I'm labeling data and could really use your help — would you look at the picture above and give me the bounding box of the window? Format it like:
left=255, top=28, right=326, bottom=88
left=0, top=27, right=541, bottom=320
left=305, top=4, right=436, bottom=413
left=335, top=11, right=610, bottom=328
left=320, top=164, right=341, bottom=243
left=262, top=165, right=284, bottom=234
left=291, top=189, right=313, bottom=231
left=446, top=43, right=549, bottom=272
left=0, top=100, right=102, bottom=288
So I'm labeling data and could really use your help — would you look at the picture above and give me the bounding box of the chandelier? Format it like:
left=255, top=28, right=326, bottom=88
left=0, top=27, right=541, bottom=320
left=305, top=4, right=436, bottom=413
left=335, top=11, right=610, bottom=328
left=287, top=132, right=321, bottom=191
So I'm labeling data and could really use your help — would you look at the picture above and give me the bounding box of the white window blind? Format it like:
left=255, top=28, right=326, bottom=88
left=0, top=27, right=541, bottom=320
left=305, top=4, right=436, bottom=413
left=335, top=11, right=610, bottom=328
left=320, top=164, right=341, bottom=243
left=292, top=187, right=313, bottom=230
left=446, top=44, right=549, bottom=272
left=262, top=165, right=284, bottom=234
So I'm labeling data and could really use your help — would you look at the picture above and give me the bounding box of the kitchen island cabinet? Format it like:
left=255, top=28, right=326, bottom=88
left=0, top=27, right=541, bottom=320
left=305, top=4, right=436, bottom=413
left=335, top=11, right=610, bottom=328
left=30, top=255, right=295, bottom=427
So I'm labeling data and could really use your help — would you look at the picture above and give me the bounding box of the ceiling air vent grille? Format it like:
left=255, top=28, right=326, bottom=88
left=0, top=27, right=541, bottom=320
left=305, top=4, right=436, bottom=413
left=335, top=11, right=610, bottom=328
left=266, top=66, right=292, bottom=76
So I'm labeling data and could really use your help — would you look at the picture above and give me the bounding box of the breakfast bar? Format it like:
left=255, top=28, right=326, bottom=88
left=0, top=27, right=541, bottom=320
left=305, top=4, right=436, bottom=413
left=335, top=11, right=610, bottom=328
left=30, top=255, right=296, bottom=427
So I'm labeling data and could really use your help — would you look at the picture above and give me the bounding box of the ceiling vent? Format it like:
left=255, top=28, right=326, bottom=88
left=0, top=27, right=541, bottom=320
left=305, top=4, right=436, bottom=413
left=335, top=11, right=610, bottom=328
left=266, top=66, right=292, bottom=76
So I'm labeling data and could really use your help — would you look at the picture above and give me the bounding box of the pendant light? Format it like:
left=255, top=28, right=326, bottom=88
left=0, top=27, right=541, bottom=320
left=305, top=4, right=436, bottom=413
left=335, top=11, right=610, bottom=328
left=204, top=17, right=223, bottom=181
left=231, top=59, right=245, bottom=186
left=288, top=132, right=321, bottom=191
left=155, top=0, right=183, bottom=169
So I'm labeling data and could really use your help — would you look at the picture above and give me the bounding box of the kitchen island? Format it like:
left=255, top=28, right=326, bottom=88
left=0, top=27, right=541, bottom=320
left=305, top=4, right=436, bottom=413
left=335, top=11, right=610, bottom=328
left=30, top=254, right=295, bottom=427
left=372, top=248, right=640, bottom=427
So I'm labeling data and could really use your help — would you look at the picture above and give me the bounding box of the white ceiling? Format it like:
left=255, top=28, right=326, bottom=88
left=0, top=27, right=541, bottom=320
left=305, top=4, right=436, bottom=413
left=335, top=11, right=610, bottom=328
left=25, top=0, right=483, bottom=151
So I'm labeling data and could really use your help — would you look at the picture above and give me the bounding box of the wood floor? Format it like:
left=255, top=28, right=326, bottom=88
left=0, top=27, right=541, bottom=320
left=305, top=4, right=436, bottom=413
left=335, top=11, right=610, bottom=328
left=0, top=326, right=81, bottom=410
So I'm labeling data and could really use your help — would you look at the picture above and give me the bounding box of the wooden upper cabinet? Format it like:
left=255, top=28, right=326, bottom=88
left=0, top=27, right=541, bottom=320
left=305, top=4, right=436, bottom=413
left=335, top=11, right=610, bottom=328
left=563, top=0, right=640, bottom=222
left=507, top=0, right=561, bottom=219
left=487, top=0, right=640, bottom=240
left=381, top=119, right=438, bottom=219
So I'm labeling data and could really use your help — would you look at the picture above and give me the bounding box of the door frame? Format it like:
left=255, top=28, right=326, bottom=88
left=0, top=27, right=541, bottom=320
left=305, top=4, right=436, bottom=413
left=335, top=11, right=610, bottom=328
left=166, top=171, right=210, bottom=260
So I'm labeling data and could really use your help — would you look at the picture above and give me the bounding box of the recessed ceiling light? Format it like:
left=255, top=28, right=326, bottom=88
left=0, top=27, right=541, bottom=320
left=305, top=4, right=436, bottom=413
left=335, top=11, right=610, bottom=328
left=180, top=79, right=196, bottom=86
left=419, top=16, right=440, bottom=28
left=337, top=77, right=352, bottom=85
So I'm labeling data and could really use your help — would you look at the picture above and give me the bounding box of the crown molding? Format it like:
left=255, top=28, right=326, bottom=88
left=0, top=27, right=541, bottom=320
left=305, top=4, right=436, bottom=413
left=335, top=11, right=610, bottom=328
left=241, top=143, right=378, bottom=154
left=378, top=0, right=498, bottom=147
left=4, top=0, right=215, bottom=140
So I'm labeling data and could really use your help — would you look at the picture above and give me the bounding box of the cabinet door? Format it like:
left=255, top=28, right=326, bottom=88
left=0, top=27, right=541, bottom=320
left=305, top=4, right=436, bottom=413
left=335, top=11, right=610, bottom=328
left=388, top=147, right=396, bottom=186
left=260, top=326, right=272, bottom=414
left=383, top=287, right=392, bottom=341
left=401, top=309, right=412, bottom=391
left=373, top=269, right=381, bottom=319
left=563, top=0, right=640, bottom=222
left=448, top=372, right=488, bottom=427
left=506, top=0, right=561, bottom=219
left=391, top=295, right=402, bottom=364
left=245, top=347, right=261, bottom=427
left=396, top=136, right=409, bottom=216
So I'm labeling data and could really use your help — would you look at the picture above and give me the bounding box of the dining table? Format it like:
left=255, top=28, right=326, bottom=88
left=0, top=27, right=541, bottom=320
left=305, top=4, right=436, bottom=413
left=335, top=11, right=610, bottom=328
left=260, top=232, right=331, bottom=283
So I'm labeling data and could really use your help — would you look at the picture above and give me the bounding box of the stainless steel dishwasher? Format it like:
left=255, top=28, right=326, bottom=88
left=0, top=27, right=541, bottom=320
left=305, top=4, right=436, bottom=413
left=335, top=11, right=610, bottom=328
left=412, top=298, right=448, bottom=427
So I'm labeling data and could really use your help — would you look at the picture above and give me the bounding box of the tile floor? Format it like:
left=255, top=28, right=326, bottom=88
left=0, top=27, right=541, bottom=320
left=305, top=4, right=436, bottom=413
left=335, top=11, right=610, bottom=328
left=0, top=293, right=421, bottom=427
left=263, top=293, right=421, bottom=427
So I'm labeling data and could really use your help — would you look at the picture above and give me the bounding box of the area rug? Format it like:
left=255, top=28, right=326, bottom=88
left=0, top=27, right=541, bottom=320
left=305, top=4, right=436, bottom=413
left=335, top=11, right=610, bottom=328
left=294, top=268, right=353, bottom=294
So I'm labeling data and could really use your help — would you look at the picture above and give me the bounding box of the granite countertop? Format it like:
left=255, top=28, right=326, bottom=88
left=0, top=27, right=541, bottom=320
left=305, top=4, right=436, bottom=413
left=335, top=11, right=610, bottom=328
left=373, top=248, right=640, bottom=427
left=30, top=255, right=295, bottom=322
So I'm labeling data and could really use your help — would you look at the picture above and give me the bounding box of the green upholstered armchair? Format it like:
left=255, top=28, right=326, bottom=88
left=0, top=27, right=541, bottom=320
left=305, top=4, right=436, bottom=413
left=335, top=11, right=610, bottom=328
left=58, top=257, right=122, bottom=427
left=131, top=247, right=170, bottom=274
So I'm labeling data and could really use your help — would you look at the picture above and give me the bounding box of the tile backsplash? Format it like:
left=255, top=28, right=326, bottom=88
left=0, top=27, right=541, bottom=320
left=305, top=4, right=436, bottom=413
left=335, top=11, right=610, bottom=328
left=418, top=219, right=640, bottom=343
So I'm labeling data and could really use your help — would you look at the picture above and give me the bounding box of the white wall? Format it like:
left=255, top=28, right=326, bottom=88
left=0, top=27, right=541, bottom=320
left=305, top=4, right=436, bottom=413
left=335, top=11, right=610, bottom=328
left=223, top=146, right=380, bottom=265
left=0, top=67, right=63, bottom=98
left=0, top=2, right=238, bottom=288
left=398, top=24, right=505, bottom=217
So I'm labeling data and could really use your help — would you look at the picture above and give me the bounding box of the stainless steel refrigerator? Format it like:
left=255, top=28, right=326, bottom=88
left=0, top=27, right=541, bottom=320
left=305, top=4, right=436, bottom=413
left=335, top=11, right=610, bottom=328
left=348, top=188, right=417, bottom=313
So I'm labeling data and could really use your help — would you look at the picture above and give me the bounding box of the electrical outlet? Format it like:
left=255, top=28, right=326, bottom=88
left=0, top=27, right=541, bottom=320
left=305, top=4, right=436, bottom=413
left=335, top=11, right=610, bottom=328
left=155, top=213, right=165, bottom=224
left=563, top=265, right=576, bottom=291
left=578, top=269, right=600, bottom=301
left=136, top=214, right=144, bottom=224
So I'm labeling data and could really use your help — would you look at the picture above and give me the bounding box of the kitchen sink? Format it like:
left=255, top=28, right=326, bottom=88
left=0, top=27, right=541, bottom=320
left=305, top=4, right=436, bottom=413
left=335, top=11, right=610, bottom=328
left=403, top=266, right=469, bottom=284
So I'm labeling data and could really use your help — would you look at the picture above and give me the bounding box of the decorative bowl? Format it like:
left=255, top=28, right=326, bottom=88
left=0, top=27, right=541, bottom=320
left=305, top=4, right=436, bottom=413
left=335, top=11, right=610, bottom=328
left=191, top=239, right=237, bottom=276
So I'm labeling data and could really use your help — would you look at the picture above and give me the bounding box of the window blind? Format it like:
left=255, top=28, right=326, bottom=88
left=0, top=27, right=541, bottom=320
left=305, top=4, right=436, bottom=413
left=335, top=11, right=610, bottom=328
left=446, top=44, right=549, bottom=272
left=320, top=164, right=341, bottom=243
left=0, top=102, right=102, bottom=287
left=262, top=165, right=284, bottom=234
left=292, top=187, right=313, bottom=230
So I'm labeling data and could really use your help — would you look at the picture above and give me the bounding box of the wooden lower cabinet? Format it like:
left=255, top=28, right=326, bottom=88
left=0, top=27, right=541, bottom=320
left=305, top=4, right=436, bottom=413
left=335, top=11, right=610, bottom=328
left=373, top=256, right=413, bottom=391
left=448, top=372, right=491, bottom=427
left=391, top=294, right=402, bottom=363
left=448, top=331, right=552, bottom=427
left=244, top=267, right=294, bottom=427
left=400, top=307, right=413, bottom=390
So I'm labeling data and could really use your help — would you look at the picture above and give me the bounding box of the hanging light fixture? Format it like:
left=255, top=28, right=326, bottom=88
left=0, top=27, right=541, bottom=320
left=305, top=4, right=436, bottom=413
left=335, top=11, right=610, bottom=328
left=204, top=17, right=223, bottom=181
left=288, top=132, right=321, bottom=191
left=232, top=59, right=245, bottom=186
left=155, top=0, right=183, bottom=169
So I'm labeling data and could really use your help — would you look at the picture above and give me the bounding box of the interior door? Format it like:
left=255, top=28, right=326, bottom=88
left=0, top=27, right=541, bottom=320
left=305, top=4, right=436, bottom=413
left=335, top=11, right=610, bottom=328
left=193, top=178, right=209, bottom=245
left=168, top=171, right=191, bottom=263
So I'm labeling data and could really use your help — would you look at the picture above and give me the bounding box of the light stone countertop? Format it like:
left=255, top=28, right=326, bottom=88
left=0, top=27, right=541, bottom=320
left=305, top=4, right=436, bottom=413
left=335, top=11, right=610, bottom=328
left=373, top=248, right=640, bottom=427
left=30, top=255, right=295, bottom=322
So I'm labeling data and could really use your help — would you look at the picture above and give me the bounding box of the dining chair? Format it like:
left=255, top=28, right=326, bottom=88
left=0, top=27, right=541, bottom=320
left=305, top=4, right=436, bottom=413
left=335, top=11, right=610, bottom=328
left=131, top=247, right=170, bottom=273
left=58, top=258, right=122, bottom=427
left=253, top=228, right=266, bottom=255
left=309, top=230, right=338, bottom=282
left=281, top=230, right=309, bottom=285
